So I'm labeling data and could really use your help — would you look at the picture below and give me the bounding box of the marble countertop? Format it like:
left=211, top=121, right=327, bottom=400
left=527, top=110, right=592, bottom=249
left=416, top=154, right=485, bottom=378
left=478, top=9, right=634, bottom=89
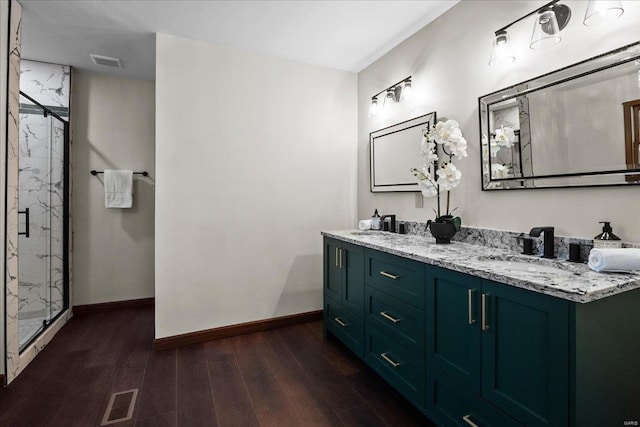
left=322, top=230, right=640, bottom=303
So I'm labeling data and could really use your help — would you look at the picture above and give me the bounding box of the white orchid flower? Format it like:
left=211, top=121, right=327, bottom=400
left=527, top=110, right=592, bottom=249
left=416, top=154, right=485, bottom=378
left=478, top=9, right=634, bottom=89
left=446, top=134, right=467, bottom=158
left=418, top=179, right=438, bottom=198
left=436, top=163, right=462, bottom=191
left=433, top=120, right=461, bottom=146
left=410, top=168, right=438, bottom=198
left=491, top=163, right=511, bottom=179
left=494, top=125, right=516, bottom=147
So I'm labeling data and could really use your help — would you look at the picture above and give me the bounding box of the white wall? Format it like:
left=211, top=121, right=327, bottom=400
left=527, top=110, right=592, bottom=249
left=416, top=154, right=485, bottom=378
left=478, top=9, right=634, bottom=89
left=155, top=34, right=357, bottom=339
left=72, top=71, right=155, bottom=305
left=358, top=0, right=640, bottom=242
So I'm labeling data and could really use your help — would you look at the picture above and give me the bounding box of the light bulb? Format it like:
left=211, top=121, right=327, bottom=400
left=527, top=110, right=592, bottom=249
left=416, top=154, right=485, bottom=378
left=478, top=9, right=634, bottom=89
left=489, top=30, right=515, bottom=67
left=402, top=80, right=412, bottom=101
left=530, top=10, right=561, bottom=50
left=369, top=97, right=379, bottom=116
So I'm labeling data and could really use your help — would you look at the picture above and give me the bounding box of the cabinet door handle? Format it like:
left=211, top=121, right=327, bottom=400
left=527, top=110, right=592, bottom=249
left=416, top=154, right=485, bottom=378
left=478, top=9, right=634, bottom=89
left=481, top=293, right=490, bottom=331
left=380, top=352, right=401, bottom=368
left=339, top=249, right=343, bottom=269
left=380, top=311, right=401, bottom=323
left=379, top=271, right=399, bottom=280
left=333, top=317, right=348, bottom=327
left=335, top=247, right=340, bottom=268
left=462, top=415, right=480, bottom=427
left=468, top=289, right=476, bottom=325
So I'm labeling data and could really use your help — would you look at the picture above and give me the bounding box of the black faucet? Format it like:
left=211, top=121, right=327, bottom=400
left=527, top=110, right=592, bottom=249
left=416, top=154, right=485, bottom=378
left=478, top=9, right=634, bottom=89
left=529, top=226, right=555, bottom=258
left=381, top=215, right=396, bottom=233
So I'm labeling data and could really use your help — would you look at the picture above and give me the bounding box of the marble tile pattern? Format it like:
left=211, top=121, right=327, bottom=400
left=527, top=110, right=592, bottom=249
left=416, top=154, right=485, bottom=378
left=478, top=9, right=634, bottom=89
left=322, top=228, right=640, bottom=303
left=20, top=59, right=71, bottom=111
left=6, top=0, right=22, bottom=383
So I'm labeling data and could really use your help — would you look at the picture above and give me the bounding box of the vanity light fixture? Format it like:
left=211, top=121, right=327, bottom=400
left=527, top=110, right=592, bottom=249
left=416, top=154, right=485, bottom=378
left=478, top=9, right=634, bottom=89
left=489, top=0, right=625, bottom=66
left=368, top=76, right=412, bottom=116
left=583, top=0, right=624, bottom=26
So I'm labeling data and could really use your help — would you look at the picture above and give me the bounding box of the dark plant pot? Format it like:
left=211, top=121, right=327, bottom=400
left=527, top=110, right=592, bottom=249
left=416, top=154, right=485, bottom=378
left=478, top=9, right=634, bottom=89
left=429, top=221, right=457, bottom=244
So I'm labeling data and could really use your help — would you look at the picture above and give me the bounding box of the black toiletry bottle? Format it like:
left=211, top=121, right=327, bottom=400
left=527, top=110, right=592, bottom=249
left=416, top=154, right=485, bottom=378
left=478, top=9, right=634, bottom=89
left=593, top=221, right=622, bottom=248
left=371, top=209, right=381, bottom=230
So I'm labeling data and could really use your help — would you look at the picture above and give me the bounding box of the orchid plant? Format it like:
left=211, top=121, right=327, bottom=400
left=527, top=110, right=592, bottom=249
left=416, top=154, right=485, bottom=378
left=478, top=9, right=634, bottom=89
left=411, top=119, right=467, bottom=229
left=481, top=125, right=517, bottom=184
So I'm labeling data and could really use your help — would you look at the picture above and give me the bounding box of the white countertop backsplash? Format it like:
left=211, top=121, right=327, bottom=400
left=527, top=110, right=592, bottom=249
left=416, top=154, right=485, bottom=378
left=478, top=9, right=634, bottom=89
left=322, top=228, right=640, bottom=303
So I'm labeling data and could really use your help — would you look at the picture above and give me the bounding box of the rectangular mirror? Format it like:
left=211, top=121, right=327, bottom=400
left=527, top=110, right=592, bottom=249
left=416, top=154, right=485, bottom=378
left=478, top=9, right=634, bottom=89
left=479, top=41, right=640, bottom=190
left=370, top=112, right=436, bottom=192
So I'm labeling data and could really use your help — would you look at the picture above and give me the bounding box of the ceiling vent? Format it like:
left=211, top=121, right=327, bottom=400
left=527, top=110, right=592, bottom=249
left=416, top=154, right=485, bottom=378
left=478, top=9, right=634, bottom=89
left=90, top=54, right=122, bottom=68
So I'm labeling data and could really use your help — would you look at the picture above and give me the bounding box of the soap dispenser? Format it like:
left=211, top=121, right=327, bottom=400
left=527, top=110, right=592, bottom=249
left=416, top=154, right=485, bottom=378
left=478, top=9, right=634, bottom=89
left=371, top=209, right=382, bottom=230
left=593, top=221, right=622, bottom=248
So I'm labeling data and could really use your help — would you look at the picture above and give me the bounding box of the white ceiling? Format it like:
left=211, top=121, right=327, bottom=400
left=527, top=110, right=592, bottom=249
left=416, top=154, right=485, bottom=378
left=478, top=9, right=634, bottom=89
left=18, top=0, right=459, bottom=81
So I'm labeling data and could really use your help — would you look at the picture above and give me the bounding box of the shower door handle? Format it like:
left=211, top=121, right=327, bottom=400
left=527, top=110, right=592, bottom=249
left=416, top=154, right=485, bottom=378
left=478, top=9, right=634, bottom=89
left=18, top=208, right=30, bottom=238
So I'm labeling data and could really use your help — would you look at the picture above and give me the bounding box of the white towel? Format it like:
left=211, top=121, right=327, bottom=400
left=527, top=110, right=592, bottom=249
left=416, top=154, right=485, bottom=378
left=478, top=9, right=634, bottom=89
left=358, top=219, right=372, bottom=230
left=588, top=248, right=640, bottom=273
left=104, top=170, right=133, bottom=208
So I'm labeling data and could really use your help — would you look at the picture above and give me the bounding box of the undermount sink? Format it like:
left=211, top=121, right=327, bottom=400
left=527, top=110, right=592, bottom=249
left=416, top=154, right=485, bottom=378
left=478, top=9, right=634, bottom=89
left=481, top=260, right=573, bottom=275
left=477, top=255, right=580, bottom=277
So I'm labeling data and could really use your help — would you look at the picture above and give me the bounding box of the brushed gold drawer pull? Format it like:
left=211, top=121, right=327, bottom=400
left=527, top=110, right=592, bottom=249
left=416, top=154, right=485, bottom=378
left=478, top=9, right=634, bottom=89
left=468, top=289, right=476, bottom=325
left=380, top=352, right=400, bottom=368
left=333, top=317, right=348, bottom=327
left=379, top=271, right=399, bottom=280
left=481, top=293, right=490, bottom=331
left=462, top=415, right=480, bottom=427
left=380, top=311, right=401, bottom=323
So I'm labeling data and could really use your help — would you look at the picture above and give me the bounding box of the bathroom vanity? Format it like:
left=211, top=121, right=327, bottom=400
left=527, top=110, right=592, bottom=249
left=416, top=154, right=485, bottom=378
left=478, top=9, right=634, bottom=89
left=322, top=230, right=640, bottom=427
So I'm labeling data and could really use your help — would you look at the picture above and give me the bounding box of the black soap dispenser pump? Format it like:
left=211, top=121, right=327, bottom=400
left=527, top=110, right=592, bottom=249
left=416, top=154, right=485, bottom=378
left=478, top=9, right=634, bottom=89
left=593, top=221, right=622, bottom=248
left=371, top=209, right=382, bottom=230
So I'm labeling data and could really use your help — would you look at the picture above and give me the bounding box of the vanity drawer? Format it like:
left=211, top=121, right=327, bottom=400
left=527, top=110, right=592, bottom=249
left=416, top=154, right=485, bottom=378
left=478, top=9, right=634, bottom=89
left=365, top=249, right=425, bottom=308
left=427, top=367, right=523, bottom=427
left=365, top=325, right=425, bottom=410
left=324, top=296, right=364, bottom=357
left=365, top=286, right=425, bottom=356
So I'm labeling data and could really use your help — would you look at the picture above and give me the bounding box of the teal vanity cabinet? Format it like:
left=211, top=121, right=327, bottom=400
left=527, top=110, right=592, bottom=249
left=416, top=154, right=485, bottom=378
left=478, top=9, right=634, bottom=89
left=426, top=266, right=567, bottom=427
left=323, top=234, right=640, bottom=427
left=363, top=249, right=427, bottom=410
left=323, top=237, right=365, bottom=357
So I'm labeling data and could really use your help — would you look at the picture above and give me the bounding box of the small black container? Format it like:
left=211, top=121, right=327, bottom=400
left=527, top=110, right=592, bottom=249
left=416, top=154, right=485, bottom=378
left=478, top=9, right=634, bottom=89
left=569, top=243, right=581, bottom=263
left=522, top=238, right=535, bottom=255
left=398, top=222, right=407, bottom=234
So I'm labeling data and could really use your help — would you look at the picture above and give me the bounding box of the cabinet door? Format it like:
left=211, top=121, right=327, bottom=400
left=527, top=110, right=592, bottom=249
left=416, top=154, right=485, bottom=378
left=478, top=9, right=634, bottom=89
left=481, top=280, right=569, bottom=427
left=324, top=238, right=342, bottom=302
left=342, top=242, right=364, bottom=314
left=427, top=267, right=482, bottom=394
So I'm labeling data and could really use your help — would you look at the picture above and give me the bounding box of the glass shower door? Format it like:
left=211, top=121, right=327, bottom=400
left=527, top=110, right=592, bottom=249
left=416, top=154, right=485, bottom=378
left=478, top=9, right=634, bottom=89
left=18, top=93, right=68, bottom=351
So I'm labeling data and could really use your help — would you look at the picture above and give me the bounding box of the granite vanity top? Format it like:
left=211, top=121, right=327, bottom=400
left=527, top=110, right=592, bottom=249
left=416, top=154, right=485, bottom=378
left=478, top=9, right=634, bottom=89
left=322, top=230, right=640, bottom=303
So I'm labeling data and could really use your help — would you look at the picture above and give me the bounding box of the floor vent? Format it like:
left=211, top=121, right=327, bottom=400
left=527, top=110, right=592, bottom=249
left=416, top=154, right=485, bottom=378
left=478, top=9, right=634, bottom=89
left=101, top=388, right=138, bottom=426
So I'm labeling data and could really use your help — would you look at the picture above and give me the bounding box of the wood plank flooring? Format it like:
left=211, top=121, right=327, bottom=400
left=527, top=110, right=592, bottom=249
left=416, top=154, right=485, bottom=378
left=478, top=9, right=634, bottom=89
left=0, top=307, right=434, bottom=426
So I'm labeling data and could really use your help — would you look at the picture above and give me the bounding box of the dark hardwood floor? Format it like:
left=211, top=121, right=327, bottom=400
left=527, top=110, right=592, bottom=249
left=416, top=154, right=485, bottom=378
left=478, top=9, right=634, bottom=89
left=0, top=307, right=435, bottom=426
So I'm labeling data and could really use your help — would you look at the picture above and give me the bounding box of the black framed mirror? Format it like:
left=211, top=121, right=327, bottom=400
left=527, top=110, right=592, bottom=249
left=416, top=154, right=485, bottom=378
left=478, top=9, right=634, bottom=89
left=479, top=41, right=640, bottom=190
left=370, top=112, right=436, bottom=192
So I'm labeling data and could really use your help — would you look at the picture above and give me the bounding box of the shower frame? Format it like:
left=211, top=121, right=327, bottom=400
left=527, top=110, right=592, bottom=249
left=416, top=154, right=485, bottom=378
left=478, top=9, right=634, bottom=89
left=16, top=90, right=70, bottom=352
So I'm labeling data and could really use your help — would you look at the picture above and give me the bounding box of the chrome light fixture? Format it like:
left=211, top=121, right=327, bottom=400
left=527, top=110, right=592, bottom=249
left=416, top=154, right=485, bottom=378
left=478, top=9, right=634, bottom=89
left=369, top=76, right=412, bottom=116
left=583, top=0, right=624, bottom=26
left=489, top=30, right=516, bottom=66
